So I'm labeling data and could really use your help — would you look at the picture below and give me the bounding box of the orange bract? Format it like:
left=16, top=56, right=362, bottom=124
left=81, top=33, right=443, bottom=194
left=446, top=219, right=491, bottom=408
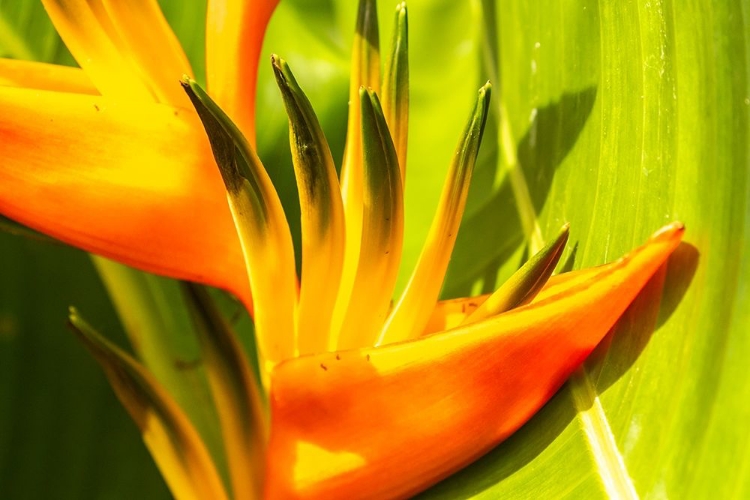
left=265, top=223, right=684, bottom=499
left=0, top=84, right=249, bottom=303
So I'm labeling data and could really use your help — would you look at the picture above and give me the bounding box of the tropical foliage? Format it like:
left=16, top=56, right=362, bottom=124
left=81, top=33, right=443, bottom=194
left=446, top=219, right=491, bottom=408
left=0, top=0, right=747, bottom=498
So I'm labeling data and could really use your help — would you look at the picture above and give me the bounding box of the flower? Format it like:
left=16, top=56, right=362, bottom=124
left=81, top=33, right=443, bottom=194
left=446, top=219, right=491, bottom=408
left=0, top=0, right=273, bottom=305
left=1, top=1, right=684, bottom=499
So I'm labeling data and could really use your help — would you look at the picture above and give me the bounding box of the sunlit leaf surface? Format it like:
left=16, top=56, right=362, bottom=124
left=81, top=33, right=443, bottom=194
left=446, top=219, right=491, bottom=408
left=0, top=0, right=747, bottom=498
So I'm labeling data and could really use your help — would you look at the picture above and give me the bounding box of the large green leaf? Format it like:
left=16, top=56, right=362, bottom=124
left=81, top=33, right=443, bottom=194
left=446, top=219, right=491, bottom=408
left=420, top=0, right=750, bottom=497
left=1, top=0, right=747, bottom=498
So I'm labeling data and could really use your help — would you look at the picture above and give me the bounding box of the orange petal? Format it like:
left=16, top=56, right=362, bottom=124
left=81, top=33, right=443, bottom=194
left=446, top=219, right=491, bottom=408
left=0, top=85, right=249, bottom=304
left=205, top=0, right=279, bottom=144
left=265, top=223, right=684, bottom=499
left=0, top=58, right=97, bottom=94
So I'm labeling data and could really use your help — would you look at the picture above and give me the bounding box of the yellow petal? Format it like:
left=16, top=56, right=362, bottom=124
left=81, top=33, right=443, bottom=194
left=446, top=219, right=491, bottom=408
left=182, top=284, right=266, bottom=500
left=265, top=223, right=684, bottom=499
left=272, top=56, right=346, bottom=355
left=0, top=58, right=97, bottom=94
left=68, top=309, right=229, bottom=500
left=422, top=293, right=490, bottom=335
left=423, top=255, right=650, bottom=337
left=206, top=0, right=279, bottom=144
left=378, top=83, right=491, bottom=346
left=183, top=78, right=297, bottom=380
left=41, top=0, right=153, bottom=100
left=461, top=222, right=569, bottom=325
left=332, top=0, right=382, bottom=341
left=336, top=89, right=404, bottom=350
left=100, top=0, right=194, bottom=105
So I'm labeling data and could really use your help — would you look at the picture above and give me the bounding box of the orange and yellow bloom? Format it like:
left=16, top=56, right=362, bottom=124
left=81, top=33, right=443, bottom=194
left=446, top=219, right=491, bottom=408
left=0, top=1, right=684, bottom=499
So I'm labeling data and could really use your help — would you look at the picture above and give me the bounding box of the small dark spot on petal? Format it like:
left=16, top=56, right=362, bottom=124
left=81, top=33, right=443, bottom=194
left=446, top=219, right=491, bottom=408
left=320, top=363, right=328, bottom=371
left=93, top=104, right=100, bottom=111
left=366, top=354, right=370, bottom=361
left=336, top=354, right=341, bottom=360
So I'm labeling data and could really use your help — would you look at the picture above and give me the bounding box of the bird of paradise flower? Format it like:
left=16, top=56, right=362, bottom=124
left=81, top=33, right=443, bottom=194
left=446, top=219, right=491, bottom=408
left=0, top=0, right=684, bottom=499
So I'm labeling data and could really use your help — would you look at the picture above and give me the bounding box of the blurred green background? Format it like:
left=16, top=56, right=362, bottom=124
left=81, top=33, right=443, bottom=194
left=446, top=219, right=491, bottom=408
left=1, top=0, right=748, bottom=498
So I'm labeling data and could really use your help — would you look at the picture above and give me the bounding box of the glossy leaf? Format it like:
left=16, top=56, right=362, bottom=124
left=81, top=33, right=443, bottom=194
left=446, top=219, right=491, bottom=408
left=421, top=0, right=750, bottom=497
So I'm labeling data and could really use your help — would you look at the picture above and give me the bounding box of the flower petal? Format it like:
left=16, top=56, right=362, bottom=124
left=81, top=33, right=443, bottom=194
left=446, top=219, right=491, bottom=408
left=0, top=58, right=97, bottom=94
left=337, top=88, right=404, bottom=349
left=182, top=78, right=297, bottom=379
left=378, top=83, right=491, bottom=346
left=68, top=309, right=229, bottom=500
left=423, top=253, right=628, bottom=336
left=100, top=0, right=194, bottom=105
left=0, top=85, right=249, bottom=303
left=460, top=223, right=569, bottom=325
left=41, top=0, right=154, bottom=100
left=332, top=0, right=382, bottom=341
left=272, top=56, right=345, bottom=355
left=265, top=223, right=684, bottom=499
left=182, top=284, right=266, bottom=500
left=205, top=0, right=279, bottom=144
left=335, top=89, right=404, bottom=350
left=381, top=2, right=409, bottom=182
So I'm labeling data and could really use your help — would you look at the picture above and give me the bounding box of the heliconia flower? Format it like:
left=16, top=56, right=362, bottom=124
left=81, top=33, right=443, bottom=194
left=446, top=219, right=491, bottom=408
left=1, top=1, right=685, bottom=499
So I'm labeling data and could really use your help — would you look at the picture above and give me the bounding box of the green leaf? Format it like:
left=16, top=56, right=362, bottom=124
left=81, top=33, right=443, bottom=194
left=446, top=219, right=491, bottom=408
left=0, top=232, right=170, bottom=499
left=0, top=1, right=72, bottom=63
left=417, top=0, right=750, bottom=497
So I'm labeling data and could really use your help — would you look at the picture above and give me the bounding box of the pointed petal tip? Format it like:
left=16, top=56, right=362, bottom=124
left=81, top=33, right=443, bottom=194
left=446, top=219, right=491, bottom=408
left=270, top=55, right=295, bottom=88
left=651, top=221, right=685, bottom=242
left=553, top=223, right=571, bottom=249
left=477, top=83, right=492, bottom=117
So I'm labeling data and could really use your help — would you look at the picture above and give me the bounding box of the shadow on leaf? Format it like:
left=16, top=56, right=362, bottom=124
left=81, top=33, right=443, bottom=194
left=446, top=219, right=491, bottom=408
left=443, top=86, right=597, bottom=298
